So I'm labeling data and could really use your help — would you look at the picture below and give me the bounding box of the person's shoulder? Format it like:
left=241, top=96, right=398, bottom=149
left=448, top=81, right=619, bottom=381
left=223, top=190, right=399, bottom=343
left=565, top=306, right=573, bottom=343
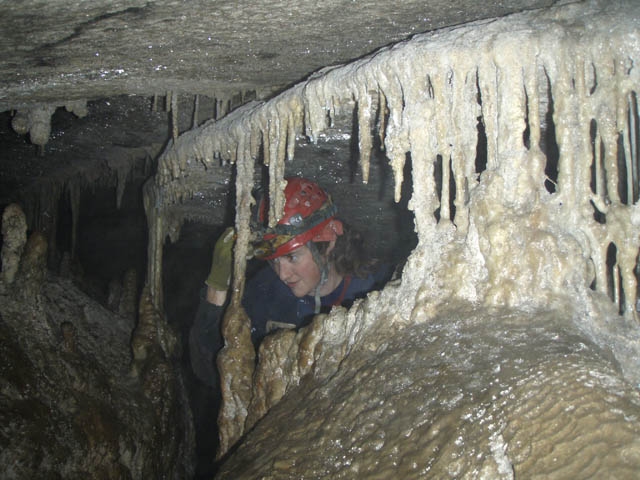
left=372, top=262, right=394, bottom=281
left=348, top=263, right=394, bottom=294
left=362, top=262, right=394, bottom=285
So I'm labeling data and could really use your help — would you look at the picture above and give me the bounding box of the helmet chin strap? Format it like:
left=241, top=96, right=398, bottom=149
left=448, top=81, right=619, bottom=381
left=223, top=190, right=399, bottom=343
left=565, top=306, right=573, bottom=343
left=308, top=242, right=329, bottom=314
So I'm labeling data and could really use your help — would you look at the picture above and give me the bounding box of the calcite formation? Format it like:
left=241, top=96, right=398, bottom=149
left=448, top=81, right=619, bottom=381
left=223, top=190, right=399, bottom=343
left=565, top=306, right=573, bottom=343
left=218, top=304, right=640, bottom=478
left=144, top=0, right=640, bottom=473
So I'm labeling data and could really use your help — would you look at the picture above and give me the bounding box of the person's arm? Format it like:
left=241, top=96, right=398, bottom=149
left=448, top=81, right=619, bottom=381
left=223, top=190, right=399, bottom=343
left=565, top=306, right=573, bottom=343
left=206, top=285, right=227, bottom=306
left=189, top=291, right=224, bottom=387
left=188, top=227, right=235, bottom=386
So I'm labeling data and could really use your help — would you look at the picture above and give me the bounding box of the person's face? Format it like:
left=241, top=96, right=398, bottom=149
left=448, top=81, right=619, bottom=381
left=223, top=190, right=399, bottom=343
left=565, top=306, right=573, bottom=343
left=270, top=245, right=321, bottom=298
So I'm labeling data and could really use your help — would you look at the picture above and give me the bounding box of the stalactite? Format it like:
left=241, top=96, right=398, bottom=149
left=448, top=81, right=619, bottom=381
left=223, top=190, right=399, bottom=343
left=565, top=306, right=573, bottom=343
left=171, top=91, right=179, bottom=142
left=10, top=111, right=29, bottom=135
left=302, top=76, right=330, bottom=143
left=192, top=94, right=199, bottom=129
left=68, top=183, right=81, bottom=260
left=286, top=108, right=298, bottom=162
left=249, top=120, right=262, bottom=161
left=575, top=57, right=599, bottom=210
left=357, top=84, right=373, bottom=184
left=377, top=88, right=388, bottom=148
left=434, top=68, right=453, bottom=222
left=378, top=67, right=409, bottom=203
left=10, top=105, right=56, bottom=154
left=450, top=65, right=482, bottom=234
left=267, top=105, right=288, bottom=227
left=115, top=165, right=129, bottom=209
left=216, top=130, right=256, bottom=457
left=143, top=179, right=165, bottom=309
left=477, top=56, right=499, bottom=173
left=64, top=100, right=88, bottom=118
left=217, top=97, right=229, bottom=119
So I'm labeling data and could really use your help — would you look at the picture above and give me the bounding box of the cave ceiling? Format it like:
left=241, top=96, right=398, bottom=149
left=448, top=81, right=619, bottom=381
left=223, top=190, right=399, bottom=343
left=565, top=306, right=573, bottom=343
left=1, top=0, right=555, bottom=108
left=0, top=0, right=556, bottom=221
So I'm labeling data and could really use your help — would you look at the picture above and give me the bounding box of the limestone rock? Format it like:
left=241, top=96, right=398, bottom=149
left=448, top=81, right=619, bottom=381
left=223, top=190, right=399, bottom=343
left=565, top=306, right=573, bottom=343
left=14, top=231, right=48, bottom=299
left=0, top=273, right=195, bottom=478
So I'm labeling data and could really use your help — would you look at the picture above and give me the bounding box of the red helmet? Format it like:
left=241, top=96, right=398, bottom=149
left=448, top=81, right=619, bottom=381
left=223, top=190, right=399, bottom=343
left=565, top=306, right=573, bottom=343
left=253, top=177, right=343, bottom=260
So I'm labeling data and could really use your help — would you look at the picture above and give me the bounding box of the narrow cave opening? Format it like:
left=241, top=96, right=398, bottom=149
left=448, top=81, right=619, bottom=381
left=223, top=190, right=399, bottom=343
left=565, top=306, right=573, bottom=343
left=631, top=91, right=640, bottom=205
left=541, top=72, right=559, bottom=194
left=163, top=221, right=227, bottom=478
left=475, top=116, right=488, bottom=177
left=159, top=128, right=418, bottom=476
left=475, top=70, right=488, bottom=178
left=605, top=241, right=625, bottom=315
left=617, top=132, right=630, bottom=205
left=433, top=153, right=457, bottom=223
left=620, top=90, right=640, bottom=205
left=75, top=183, right=148, bottom=304
left=523, top=86, right=531, bottom=150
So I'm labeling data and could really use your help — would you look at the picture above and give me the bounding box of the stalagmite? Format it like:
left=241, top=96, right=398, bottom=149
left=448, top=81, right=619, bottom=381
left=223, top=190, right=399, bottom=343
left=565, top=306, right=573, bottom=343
left=130, top=284, right=178, bottom=378
left=1, top=203, right=28, bottom=285
left=13, top=231, right=48, bottom=300
left=119, top=268, right=138, bottom=322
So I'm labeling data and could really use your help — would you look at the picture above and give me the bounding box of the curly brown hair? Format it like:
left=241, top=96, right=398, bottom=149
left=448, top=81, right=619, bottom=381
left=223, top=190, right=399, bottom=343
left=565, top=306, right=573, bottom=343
left=314, top=222, right=377, bottom=278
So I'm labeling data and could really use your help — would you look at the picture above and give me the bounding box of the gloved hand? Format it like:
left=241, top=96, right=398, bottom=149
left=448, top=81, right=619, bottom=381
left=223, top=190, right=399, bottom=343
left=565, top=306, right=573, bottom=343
left=205, top=227, right=235, bottom=291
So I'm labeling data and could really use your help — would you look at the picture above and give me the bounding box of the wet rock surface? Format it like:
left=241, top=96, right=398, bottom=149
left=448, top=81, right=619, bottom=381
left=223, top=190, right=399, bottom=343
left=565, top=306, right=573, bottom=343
left=218, top=304, right=640, bottom=479
left=0, top=263, right=194, bottom=478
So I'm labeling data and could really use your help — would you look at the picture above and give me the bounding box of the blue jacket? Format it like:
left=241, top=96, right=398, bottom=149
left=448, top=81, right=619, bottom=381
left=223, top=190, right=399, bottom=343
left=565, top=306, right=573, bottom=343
left=189, top=263, right=392, bottom=385
left=243, top=264, right=393, bottom=345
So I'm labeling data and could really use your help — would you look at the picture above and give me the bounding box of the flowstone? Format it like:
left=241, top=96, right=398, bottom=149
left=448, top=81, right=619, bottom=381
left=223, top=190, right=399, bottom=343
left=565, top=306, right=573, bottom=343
left=218, top=304, right=640, bottom=479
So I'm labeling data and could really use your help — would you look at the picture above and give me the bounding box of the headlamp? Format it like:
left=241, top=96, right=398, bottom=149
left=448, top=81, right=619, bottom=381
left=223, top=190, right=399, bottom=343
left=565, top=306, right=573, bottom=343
left=252, top=234, right=294, bottom=260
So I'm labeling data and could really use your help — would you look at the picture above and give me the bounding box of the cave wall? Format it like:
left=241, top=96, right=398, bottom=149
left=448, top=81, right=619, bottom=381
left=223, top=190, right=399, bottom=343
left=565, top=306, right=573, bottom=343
left=0, top=205, right=195, bottom=478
